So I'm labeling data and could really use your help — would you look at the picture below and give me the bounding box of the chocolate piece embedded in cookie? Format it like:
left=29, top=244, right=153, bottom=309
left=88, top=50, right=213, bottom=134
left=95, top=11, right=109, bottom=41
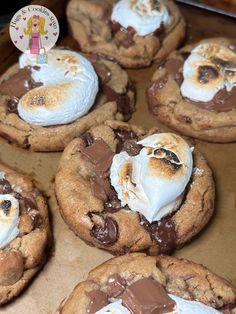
left=0, top=163, right=50, bottom=305
left=0, top=49, right=135, bottom=151
left=59, top=254, right=236, bottom=313
left=66, top=0, right=186, bottom=68
left=55, top=121, right=215, bottom=255
left=147, top=38, right=236, bottom=142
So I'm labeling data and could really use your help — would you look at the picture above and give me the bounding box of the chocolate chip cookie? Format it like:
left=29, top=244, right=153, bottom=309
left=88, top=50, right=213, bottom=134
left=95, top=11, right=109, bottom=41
left=55, top=120, right=215, bottom=255
left=0, top=51, right=135, bottom=151
left=0, top=162, right=50, bottom=305
left=59, top=253, right=236, bottom=313
left=147, top=38, right=236, bottom=142
left=66, top=0, right=185, bottom=68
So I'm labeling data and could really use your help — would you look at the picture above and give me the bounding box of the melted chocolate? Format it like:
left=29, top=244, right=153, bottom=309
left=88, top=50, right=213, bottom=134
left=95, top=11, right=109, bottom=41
left=163, top=56, right=236, bottom=112
left=114, top=128, right=138, bottom=153
left=0, top=179, right=12, bottom=194
left=86, top=290, right=108, bottom=314
left=7, top=96, right=19, bottom=114
left=92, top=61, right=111, bottom=84
left=103, top=83, right=135, bottom=119
left=107, top=274, right=126, bottom=298
left=19, top=197, right=37, bottom=213
left=91, top=215, right=118, bottom=246
left=111, top=21, right=135, bottom=48
left=104, top=197, right=122, bottom=213
left=122, top=278, right=176, bottom=314
left=188, top=86, right=236, bottom=112
left=81, top=132, right=94, bottom=147
left=0, top=66, right=42, bottom=99
left=140, top=214, right=176, bottom=254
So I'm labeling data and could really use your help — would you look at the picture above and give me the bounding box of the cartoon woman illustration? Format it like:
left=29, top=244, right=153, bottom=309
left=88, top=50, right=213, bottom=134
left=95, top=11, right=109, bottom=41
left=24, top=15, right=48, bottom=55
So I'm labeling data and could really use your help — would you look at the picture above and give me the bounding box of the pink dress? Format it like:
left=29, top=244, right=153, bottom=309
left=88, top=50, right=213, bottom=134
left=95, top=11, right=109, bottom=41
left=30, top=32, right=40, bottom=54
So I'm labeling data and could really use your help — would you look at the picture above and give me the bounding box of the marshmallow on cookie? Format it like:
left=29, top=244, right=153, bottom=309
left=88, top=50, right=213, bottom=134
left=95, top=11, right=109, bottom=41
left=0, top=194, right=20, bottom=249
left=181, top=43, right=236, bottom=102
left=111, top=0, right=170, bottom=36
left=110, top=133, right=193, bottom=223
left=17, top=49, right=98, bottom=126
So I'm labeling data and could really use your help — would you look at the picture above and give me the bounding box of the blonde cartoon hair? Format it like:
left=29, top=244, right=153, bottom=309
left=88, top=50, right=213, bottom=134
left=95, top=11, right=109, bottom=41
left=24, top=16, right=48, bottom=35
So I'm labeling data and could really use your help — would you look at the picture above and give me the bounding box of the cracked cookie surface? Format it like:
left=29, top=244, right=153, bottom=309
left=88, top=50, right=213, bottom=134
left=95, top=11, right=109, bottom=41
left=60, top=253, right=236, bottom=313
left=55, top=120, right=215, bottom=255
left=66, top=0, right=185, bottom=68
left=0, top=162, right=50, bottom=305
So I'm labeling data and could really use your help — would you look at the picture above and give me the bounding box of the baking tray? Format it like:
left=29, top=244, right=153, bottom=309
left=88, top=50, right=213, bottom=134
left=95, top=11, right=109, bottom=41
left=0, top=2, right=235, bottom=313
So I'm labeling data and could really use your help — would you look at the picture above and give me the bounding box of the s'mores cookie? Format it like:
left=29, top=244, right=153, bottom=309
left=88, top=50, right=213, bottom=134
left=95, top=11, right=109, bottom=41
left=67, top=0, right=185, bottom=68
left=60, top=253, right=236, bottom=313
left=55, top=121, right=215, bottom=255
left=147, top=38, right=236, bottom=142
left=0, top=49, right=135, bottom=151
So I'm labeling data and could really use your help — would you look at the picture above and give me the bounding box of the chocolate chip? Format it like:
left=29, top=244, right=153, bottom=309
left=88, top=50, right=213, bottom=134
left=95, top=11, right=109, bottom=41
left=123, top=139, right=142, bottom=156
left=91, top=216, right=118, bottom=246
left=0, top=179, right=12, bottom=194
left=114, top=128, right=138, bottom=153
left=140, top=214, right=176, bottom=254
left=7, top=96, right=19, bottom=114
left=104, top=196, right=122, bottom=213
left=86, top=290, right=108, bottom=314
left=20, top=197, right=37, bottom=213
left=0, top=200, right=11, bottom=215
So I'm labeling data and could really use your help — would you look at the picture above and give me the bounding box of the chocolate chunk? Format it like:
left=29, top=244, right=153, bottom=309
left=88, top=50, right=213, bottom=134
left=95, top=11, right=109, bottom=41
left=0, top=66, right=42, bottom=99
left=92, top=61, right=111, bottom=84
left=81, top=132, right=94, bottom=147
left=19, top=198, right=37, bottom=213
left=6, top=96, right=19, bottom=114
left=111, top=21, right=135, bottom=48
left=114, top=128, right=138, bottom=153
left=198, top=65, right=219, bottom=84
left=104, top=196, right=122, bottom=213
left=0, top=200, right=11, bottom=215
left=122, top=278, right=176, bottom=314
left=91, top=216, right=118, bottom=246
left=165, top=59, right=184, bottom=84
left=153, top=22, right=166, bottom=42
left=0, top=179, right=12, bottom=194
left=86, top=290, right=108, bottom=314
left=90, top=177, right=115, bottom=202
left=107, top=274, right=126, bottom=298
left=140, top=215, right=176, bottom=254
left=81, top=138, right=114, bottom=165
left=123, top=139, right=142, bottom=156
left=188, top=86, right=236, bottom=112
left=102, top=84, right=135, bottom=119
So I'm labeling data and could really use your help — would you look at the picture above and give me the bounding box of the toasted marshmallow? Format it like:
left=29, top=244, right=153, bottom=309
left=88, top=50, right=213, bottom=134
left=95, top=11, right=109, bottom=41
left=96, top=300, right=130, bottom=314
left=0, top=194, right=20, bottom=249
left=111, top=0, right=170, bottom=36
left=181, top=43, right=236, bottom=102
left=169, top=294, right=219, bottom=313
left=110, top=133, right=193, bottom=223
left=17, top=49, right=98, bottom=126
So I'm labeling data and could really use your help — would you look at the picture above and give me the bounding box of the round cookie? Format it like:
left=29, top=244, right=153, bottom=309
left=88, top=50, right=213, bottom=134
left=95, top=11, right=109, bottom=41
left=66, top=0, right=185, bottom=68
left=147, top=37, right=236, bottom=143
left=59, top=253, right=236, bottom=313
left=0, top=163, right=50, bottom=305
left=55, top=120, right=215, bottom=255
left=0, top=49, right=135, bottom=151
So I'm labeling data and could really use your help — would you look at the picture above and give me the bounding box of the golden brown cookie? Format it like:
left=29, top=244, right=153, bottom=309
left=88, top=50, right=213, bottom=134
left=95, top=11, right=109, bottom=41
left=66, top=0, right=186, bottom=68
left=0, top=52, right=135, bottom=152
left=59, top=253, right=236, bottom=313
left=147, top=38, right=236, bottom=143
left=55, top=120, right=215, bottom=255
left=0, top=162, right=50, bottom=305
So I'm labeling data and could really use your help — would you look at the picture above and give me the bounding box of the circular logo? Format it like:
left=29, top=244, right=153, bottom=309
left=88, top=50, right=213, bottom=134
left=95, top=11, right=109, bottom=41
left=9, top=5, right=59, bottom=55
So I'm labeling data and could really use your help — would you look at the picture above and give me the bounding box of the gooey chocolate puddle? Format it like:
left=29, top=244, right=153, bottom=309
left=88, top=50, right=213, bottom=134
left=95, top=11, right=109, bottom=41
left=149, top=48, right=236, bottom=113
left=87, top=277, right=176, bottom=314
left=0, top=66, right=42, bottom=114
left=80, top=129, right=178, bottom=250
